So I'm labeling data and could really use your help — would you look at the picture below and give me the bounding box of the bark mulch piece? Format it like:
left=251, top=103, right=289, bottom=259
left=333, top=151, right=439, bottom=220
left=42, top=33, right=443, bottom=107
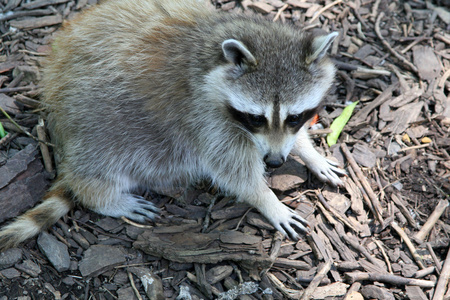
left=0, top=0, right=449, bottom=299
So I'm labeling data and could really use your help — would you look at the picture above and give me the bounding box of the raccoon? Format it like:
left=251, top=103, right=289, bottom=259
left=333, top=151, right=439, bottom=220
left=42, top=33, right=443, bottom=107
left=0, top=0, right=345, bottom=250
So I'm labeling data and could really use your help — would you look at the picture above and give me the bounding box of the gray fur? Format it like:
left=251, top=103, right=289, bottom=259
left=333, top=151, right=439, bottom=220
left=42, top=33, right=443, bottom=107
left=0, top=0, right=345, bottom=248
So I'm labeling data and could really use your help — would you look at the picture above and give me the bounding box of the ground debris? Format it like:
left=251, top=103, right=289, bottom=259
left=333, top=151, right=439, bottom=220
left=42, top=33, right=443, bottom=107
left=0, top=0, right=449, bottom=299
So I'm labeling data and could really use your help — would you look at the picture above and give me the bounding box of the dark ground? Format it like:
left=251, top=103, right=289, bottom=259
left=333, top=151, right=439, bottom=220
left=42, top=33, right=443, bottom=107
left=0, top=0, right=449, bottom=299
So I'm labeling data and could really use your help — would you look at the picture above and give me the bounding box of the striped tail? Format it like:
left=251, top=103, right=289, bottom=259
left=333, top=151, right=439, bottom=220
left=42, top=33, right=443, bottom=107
left=0, top=188, right=73, bottom=251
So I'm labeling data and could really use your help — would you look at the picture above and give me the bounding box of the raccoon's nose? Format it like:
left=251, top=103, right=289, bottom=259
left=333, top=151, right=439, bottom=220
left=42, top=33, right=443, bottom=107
left=264, top=154, right=285, bottom=168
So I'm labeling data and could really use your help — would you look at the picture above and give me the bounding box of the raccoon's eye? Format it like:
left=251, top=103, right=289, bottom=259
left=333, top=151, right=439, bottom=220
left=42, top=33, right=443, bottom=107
left=286, top=114, right=303, bottom=127
left=248, top=114, right=266, bottom=127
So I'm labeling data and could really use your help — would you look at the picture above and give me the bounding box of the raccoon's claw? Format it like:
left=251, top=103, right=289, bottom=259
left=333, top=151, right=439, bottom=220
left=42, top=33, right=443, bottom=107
left=98, top=195, right=160, bottom=224
left=306, top=156, right=346, bottom=187
left=263, top=203, right=309, bottom=241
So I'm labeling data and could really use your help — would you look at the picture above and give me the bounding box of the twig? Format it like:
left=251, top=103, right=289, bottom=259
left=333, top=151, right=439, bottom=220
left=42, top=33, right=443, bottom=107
left=0, top=106, right=54, bottom=147
left=374, top=12, right=419, bottom=74
left=300, top=260, right=332, bottom=300
left=0, top=132, right=18, bottom=147
left=37, top=118, right=54, bottom=174
left=345, top=271, right=435, bottom=288
left=432, top=245, right=450, bottom=300
left=391, top=222, right=425, bottom=269
left=0, top=86, right=38, bottom=93
left=127, top=271, right=143, bottom=300
left=414, top=200, right=449, bottom=243
left=397, top=143, right=432, bottom=153
left=316, top=191, right=358, bottom=233
left=18, top=49, right=49, bottom=56
left=202, top=195, right=218, bottom=232
left=400, top=36, right=431, bottom=54
left=341, top=143, right=384, bottom=225
left=390, top=193, right=417, bottom=228
left=374, top=239, right=393, bottom=273
left=309, top=0, right=342, bottom=23
left=370, top=0, right=381, bottom=21
left=273, top=3, right=288, bottom=22
left=427, top=243, right=443, bottom=274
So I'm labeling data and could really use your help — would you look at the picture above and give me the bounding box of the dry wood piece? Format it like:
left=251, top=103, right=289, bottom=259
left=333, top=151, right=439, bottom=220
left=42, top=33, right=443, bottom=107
left=36, top=118, right=53, bottom=174
left=432, top=245, right=450, bottom=300
left=391, top=222, right=425, bottom=269
left=414, top=200, right=449, bottom=243
left=374, top=12, right=418, bottom=74
left=9, top=15, right=63, bottom=30
left=345, top=271, right=436, bottom=288
left=351, top=83, right=398, bottom=124
left=300, top=260, right=332, bottom=300
left=134, top=229, right=272, bottom=268
left=341, top=143, right=384, bottom=225
left=20, top=0, right=71, bottom=10
left=390, top=194, right=416, bottom=228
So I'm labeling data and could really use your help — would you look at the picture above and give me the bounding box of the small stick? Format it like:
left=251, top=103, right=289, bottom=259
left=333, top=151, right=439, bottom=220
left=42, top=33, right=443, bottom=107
left=397, top=143, right=432, bottom=153
left=374, top=12, right=418, bottom=74
left=0, top=106, right=54, bottom=147
left=391, top=222, right=425, bottom=269
left=273, top=3, right=288, bottom=22
left=345, top=271, right=435, bottom=288
left=432, top=245, right=450, bottom=300
left=0, top=86, right=38, bottom=93
left=341, top=143, right=384, bottom=225
left=427, top=243, right=442, bottom=274
left=36, top=118, right=54, bottom=174
left=374, top=239, right=393, bottom=273
left=347, top=166, right=376, bottom=217
left=414, top=200, right=449, bottom=243
left=415, top=267, right=436, bottom=279
left=300, top=260, right=332, bottom=300
left=309, top=0, right=342, bottom=23
left=400, top=36, right=430, bottom=54
left=390, top=193, right=417, bottom=228
left=316, top=191, right=358, bottom=233
left=0, top=132, right=18, bottom=147
left=127, top=271, right=144, bottom=300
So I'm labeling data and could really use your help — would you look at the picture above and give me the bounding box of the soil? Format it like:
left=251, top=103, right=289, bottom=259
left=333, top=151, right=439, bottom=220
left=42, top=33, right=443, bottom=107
left=0, top=0, right=449, bottom=299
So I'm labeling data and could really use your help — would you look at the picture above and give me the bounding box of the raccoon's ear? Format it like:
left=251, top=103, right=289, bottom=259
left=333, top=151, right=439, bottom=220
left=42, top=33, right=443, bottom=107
left=222, top=39, right=257, bottom=73
left=306, top=32, right=338, bottom=64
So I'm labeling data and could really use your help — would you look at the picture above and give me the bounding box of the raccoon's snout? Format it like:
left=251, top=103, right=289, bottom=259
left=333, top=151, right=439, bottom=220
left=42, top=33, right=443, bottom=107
left=264, top=153, right=285, bottom=168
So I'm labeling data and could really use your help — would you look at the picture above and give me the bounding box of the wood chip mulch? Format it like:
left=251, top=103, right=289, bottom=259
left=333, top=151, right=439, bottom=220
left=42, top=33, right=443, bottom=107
left=0, top=0, right=449, bottom=299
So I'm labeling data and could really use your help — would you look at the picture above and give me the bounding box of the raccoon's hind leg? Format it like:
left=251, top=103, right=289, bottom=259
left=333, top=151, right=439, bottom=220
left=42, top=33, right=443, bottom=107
left=291, top=127, right=346, bottom=186
left=71, top=176, right=160, bottom=223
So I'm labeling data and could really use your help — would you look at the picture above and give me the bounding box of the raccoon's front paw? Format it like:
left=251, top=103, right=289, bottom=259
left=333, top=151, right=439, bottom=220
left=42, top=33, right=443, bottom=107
left=263, top=203, right=309, bottom=241
left=305, top=154, right=346, bottom=186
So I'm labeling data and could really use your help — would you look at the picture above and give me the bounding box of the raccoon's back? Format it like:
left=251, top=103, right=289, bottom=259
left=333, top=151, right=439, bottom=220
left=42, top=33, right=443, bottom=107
left=41, top=0, right=213, bottom=146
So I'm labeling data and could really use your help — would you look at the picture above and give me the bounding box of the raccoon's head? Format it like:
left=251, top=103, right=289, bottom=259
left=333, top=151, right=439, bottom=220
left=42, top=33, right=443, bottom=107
left=204, top=29, right=337, bottom=168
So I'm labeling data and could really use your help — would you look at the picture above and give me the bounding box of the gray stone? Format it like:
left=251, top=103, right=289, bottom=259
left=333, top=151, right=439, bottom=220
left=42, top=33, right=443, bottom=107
left=79, top=245, right=127, bottom=277
left=117, top=286, right=138, bottom=300
left=15, top=259, right=41, bottom=277
left=0, top=267, right=21, bottom=279
left=37, top=232, right=70, bottom=272
left=0, top=248, right=22, bottom=269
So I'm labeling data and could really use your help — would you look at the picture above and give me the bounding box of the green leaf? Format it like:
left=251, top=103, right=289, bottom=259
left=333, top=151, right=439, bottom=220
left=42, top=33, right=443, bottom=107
left=0, top=121, right=7, bottom=138
left=326, top=101, right=358, bottom=147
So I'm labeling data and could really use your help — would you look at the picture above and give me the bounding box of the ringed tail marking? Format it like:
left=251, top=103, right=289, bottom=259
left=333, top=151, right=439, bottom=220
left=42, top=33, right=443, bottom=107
left=0, top=187, right=73, bottom=251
